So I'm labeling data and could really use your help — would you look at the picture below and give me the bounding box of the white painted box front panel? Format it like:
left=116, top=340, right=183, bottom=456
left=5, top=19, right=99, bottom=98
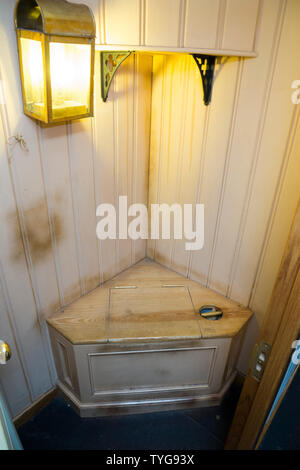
left=89, top=347, right=215, bottom=393
left=70, top=338, right=232, bottom=404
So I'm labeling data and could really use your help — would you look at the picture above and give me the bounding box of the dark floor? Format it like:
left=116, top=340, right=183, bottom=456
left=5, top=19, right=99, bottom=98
left=18, top=380, right=242, bottom=450
left=259, top=366, right=300, bottom=450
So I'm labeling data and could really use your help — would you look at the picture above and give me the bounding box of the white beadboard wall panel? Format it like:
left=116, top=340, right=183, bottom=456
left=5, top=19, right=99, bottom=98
left=3, top=108, right=61, bottom=321
left=131, top=53, right=153, bottom=263
left=0, top=2, right=60, bottom=387
left=229, top=0, right=300, bottom=306
left=237, top=76, right=300, bottom=373
left=148, top=0, right=280, bottom=290
left=93, top=53, right=119, bottom=282
left=0, top=106, right=53, bottom=402
left=93, top=52, right=151, bottom=281
left=114, top=55, right=135, bottom=272
left=103, top=0, right=141, bottom=45
left=169, top=55, right=207, bottom=276
left=150, top=56, right=182, bottom=266
left=221, top=0, right=261, bottom=52
left=150, top=56, right=187, bottom=266
left=184, top=0, right=220, bottom=49
left=148, top=0, right=300, bottom=374
left=208, top=0, right=285, bottom=296
left=145, top=0, right=181, bottom=47
left=147, top=54, right=165, bottom=260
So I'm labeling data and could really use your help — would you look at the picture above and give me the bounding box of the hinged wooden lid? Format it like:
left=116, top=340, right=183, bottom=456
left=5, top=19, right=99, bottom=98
left=46, top=259, right=253, bottom=344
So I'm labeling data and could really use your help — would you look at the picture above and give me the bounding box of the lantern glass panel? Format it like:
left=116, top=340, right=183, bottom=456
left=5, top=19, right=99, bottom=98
left=19, top=36, right=46, bottom=120
left=49, top=41, right=91, bottom=121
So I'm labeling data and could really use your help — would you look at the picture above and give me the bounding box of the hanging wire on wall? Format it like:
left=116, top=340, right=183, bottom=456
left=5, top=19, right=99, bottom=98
left=7, top=134, right=29, bottom=152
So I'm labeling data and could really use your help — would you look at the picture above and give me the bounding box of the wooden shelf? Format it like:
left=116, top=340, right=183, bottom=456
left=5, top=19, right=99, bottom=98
left=95, top=45, right=258, bottom=58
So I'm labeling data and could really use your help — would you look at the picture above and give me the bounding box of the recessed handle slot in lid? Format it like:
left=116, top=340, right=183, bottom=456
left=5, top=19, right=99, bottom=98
left=199, top=305, right=223, bottom=321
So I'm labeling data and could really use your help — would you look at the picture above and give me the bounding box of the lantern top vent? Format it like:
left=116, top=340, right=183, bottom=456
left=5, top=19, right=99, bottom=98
left=15, top=0, right=96, bottom=38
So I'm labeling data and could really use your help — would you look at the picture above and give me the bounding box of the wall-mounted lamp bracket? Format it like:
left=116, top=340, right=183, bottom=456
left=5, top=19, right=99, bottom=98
left=192, top=54, right=217, bottom=106
left=101, top=51, right=133, bottom=102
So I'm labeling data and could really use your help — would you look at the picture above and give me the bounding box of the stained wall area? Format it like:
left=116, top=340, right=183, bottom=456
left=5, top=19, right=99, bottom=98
left=0, top=0, right=299, bottom=419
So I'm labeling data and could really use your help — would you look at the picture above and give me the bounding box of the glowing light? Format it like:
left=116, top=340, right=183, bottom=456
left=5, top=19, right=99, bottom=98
left=50, top=42, right=91, bottom=119
left=18, top=37, right=93, bottom=122
left=20, top=38, right=44, bottom=118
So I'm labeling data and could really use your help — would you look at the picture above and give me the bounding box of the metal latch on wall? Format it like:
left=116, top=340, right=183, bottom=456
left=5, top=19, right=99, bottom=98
left=251, top=341, right=271, bottom=381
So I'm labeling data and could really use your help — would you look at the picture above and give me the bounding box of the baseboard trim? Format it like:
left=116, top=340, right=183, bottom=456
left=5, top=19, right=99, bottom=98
left=57, top=372, right=237, bottom=418
left=13, top=388, right=57, bottom=429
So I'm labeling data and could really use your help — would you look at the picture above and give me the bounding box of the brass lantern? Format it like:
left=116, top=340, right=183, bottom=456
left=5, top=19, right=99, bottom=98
left=15, top=0, right=95, bottom=124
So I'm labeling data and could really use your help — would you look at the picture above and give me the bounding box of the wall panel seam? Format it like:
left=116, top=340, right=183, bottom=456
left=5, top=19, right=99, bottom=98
left=170, top=57, right=189, bottom=272
left=163, top=63, right=175, bottom=265
left=66, top=122, right=85, bottom=296
left=216, top=0, right=227, bottom=50
left=186, top=71, right=197, bottom=278
left=90, top=117, right=102, bottom=284
left=90, top=55, right=104, bottom=284
left=128, top=57, right=133, bottom=265
left=205, top=57, right=244, bottom=289
left=132, top=54, right=138, bottom=263
left=145, top=55, right=153, bottom=258
left=188, top=104, right=211, bottom=279
left=153, top=56, right=166, bottom=260
left=99, top=0, right=106, bottom=45
left=113, top=78, right=120, bottom=273
left=252, top=0, right=263, bottom=53
left=178, top=0, right=187, bottom=48
left=37, top=125, right=65, bottom=307
left=140, top=0, right=146, bottom=45
left=144, top=0, right=149, bottom=46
